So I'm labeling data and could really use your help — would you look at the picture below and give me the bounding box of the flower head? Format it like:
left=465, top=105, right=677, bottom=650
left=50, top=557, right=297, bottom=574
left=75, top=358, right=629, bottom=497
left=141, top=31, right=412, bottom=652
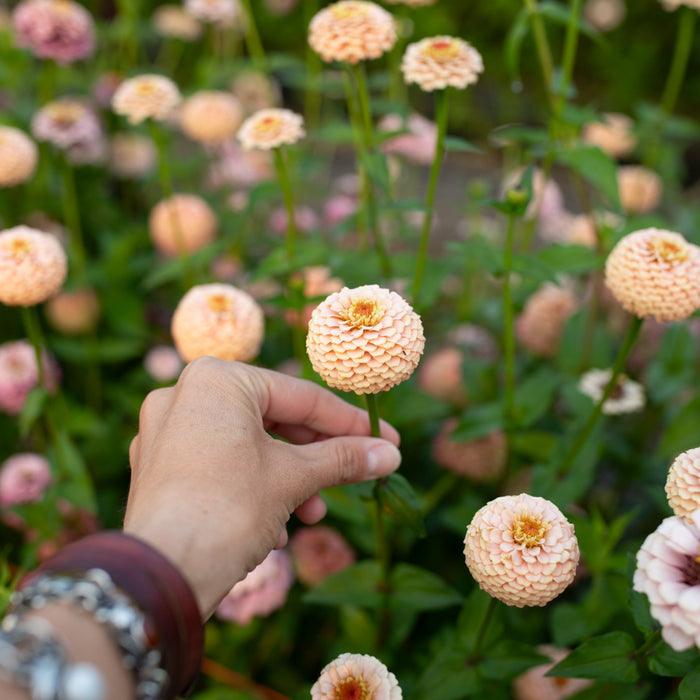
left=0, top=126, right=38, bottom=188
left=152, top=4, right=202, bottom=40
left=582, top=112, right=636, bottom=159
left=311, top=653, right=402, bottom=700
left=604, top=228, right=700, bottom=322
left=144, top=345, right=184, bottom=383
left=666, top=448, right=700, bottom=521
left=617, top=165, right=662, bottom=214
left=0, top=453, right=52, bottom=506
left=578, top=368, right=645, bottom=414
left=45, top=288, right=99, bottom=335
left=149, top=194, right=218, bottom=257
left=208, top=140, right=273, bottom=188
left=184, top=0, right=244, bottom=26
left=0, top=226, right=67, bottom=306
left=289, top=526, right=356, bottom=586
left=171, top=283, right=265, bottom=363
left=306, top=285, right=424, bottom=394
left=512, top=645, right=593, bottom=700
left=108, top=134, right=157, bottom=179
left=179, top=90, right=244, bottom=144
left=237, top=108, right=304, bottom=150
left=0, top=340, right=59, bottom=415
left=583, top=0, right=626, bottom=31
left=308, top=1, right=397, bottom=65
left=417, top=347, right=468, bottom=405
left=112, top=74, right=181, bottom=125
left=464, top=493, right=579, bottom=607
left=379, top=112, right=438, bottom=166
left=216, top=549, right=294, bottom=625
left=401, top=36, right=484, bottom=92
left=12, top=0, right=95, bottom=64
left=633, top=512, right=700, bottom=651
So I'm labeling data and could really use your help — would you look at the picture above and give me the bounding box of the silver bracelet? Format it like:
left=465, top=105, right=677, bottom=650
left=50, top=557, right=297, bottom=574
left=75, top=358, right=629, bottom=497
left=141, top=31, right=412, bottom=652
left=0, top=616, right=105, bottom=700
left=4, top=569, right=168, bottom=700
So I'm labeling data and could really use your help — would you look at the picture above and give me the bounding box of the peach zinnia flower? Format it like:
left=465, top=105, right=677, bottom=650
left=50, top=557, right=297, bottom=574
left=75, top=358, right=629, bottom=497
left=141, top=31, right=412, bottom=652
left=289, top=525, right=356, bottom=586
left=311, top=653, right=402, bottom=700
left=237, top=108, right=304, bottom=150
left=582, top=112, right=636, bottom=159
left=417, top=347, right=468, bottom=405
left=152, top=4, right=202, bottom=40
left=179, top=91, right=244, bottom=144
left=306, top=285, right=424, bottom=394
left=308, top=1, right=397, bottom=65
left=0, top=453, right=52, bottom=506
left=617, top=165, right=662, bottom=214
left=143, top=345, right=184, bottom=383
left=45, top=288, right=99, bottom=335
left=0, top=226, right=67, bottom=306
left=401, top=36, right=484, bottom=92
left=149, top=194, right=218, bottom=257
left=513, top=645, right=593, bottom=700
left=583, top=0, right=626, bottom=31
left=108, top=134, right=157, bottom=179
left=171, top=283, right=264, bottom=363
left=666, top=448, right=700, bottom=521
left=604, top=228, right=700, bottom=322
left=111, top=74, right=181, bottom=125
left=0, top=126, right=38, bottom=188
left=464, top=494, right=580, bottom=607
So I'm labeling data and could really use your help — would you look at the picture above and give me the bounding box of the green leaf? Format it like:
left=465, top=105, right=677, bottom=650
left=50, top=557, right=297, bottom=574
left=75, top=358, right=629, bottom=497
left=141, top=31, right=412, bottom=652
left=452, top=237, right=503, bottom=276
left=18, top=387, right=48, bottom=438
left=390, top=564, right=463, bottom=612
left=52, top=430, right=96, bottom=511
left=413, top=637, right=482, bottom=700
left=511, top=253, right=557, bottom=284
left=338, top=605, right=377, bottom=654
left=555, top=145, right=621, bottom=210
left=512, top=367, right=561, bottom=428
left=659, top=393, right=700, bottom=457
left=510, top=431, right=558, bottom=461
left=376, top=473, right=425, bottom=536
left=322, top=483, right=372, bottom=526
left=479, top=641, right=549, bottom=680
left=537, top=244, right=603, bottom=275
left=304, top=561, right=383, bottom=608
left=453, top=401, right=504, bottom=442
left=547, top=631, right=640, bottom=682
left=443, top=135, right=482, bottom=153
left=648, top=642, right=698, bottom=677
left=679, top=665, right=700, bottom=700
left=645, top=324, right=696, bottom=403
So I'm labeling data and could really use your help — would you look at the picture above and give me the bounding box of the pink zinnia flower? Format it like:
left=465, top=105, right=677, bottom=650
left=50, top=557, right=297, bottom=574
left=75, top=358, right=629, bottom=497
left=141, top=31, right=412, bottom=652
left=208, top=140, right=273, bottom=188
left=513, top=645, right=593, bottom=700
left=323, top=194, right=357, bottom=227
left=617, top=166, right=662, bottom=214
left=216, top=549, right=294, bottom=625
left=417, top=347, right=468, bottom=405
left=143, top=345, right=184, bottom=383
left=111, top=74, right=181, bottom=125
left=12, top=0, right=96, bottom=64
left=380, top=113, right=438, bottom=166
left=268, top=205, right=319, bottom=235
left=311, top=653, right=402, bottom=700
left=179, top=90, right=244, bottom=144
left=289, top=526, right=356, bottom=586
left=0, top=452, right=52, bottom=506
left=0, top=340, right=59, bottom=415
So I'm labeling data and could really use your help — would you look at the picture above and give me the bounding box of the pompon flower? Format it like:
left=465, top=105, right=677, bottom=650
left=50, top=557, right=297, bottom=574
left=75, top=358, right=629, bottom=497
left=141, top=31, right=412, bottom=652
left=143, top=346, right=184, bottom=383
left=583, top=0, right=626, bottom=31
left=289, top=526, right=356, bottom=586
left=0, top=226, right=67, bottom=306
left=179, top=91, right=244, bottom=144
left=184, top=0, right=244, bottom=26
left=237, top=108, right=304, bottom=150
left=111, top=74, right=181, bottom=125
left=666, top=448, right=700, bottom=521
left=0, top=126, right=38, bottom=188
left=433, top=418, right=507, bottom=482
left=401, top=36, right=484, bottom=92
left=152, top=4, right=202, bottom=40
left=633, top=512, right=700, bottom=651
left=306, top=285, right=425, bottom=394
left=417, top=347, right=468, bottom=405
left=149, top=194, right=218, bottom=257
left=515, top=284, right=578, bottom=358
left=0, top=453, right=52, bottom=506
left=617, top=165, right=663, bottom=214
left=604, top=228, right=700, bottom=322
left=308, top=1, right=397, bottom=65
left=0, top=340, right=59, bottom=415
left=12, top=0, right=95, bottom=64
left=311, top=653, right=402, bottom=700
left=578, top=368, right=645, bottom=414
left=512, top=645, right=593, bottom=700
left=171, top=283, right=264, bottom=363
left=216, top=550, right=294, bottom=625
left=463, top=494, right=580, bottom=607
left=108, top=134, right=157, bottom=179
left=582, top=112, right=636, bottom=159
left=44, top=288, right=99, bottom=335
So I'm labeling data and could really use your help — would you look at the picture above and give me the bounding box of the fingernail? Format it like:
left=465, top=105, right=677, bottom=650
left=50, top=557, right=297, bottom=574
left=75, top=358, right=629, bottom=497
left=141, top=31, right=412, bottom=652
left=366, top=443, right=401, bottom=478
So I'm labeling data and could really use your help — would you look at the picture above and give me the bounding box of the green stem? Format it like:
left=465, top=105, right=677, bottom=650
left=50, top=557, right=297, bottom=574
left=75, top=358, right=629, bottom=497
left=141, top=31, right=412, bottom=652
left=353, top=63, right=375, bottom=150
left=470, top=597, right=498, bottom=662
left=21, top=306, right=46, bottom=388
left=413, top=89, right=449, bottom=307
left=422, top=472, right=459, bottom=514
left=523, top=0, right=555, bottom=109
left=60, top=156, right=87, bottom=285
left=554, top=0, right=584, bottom=116
left=558, top=315, right=643, bottom=476
left=634, top=628, right=662, bottom=661
left=503, top=212, right=517, bottom=429
left=365, top=393, right=381, bottom=438
left=273, top=148, right=298, bottom=261
left=239, top=0, right=267, bottom=71
left=303, top=0, right=322, bottom=129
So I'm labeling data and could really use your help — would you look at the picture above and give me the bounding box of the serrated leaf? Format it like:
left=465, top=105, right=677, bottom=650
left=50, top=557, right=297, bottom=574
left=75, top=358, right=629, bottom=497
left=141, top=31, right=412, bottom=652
left=304, top=561, right=383, bottom=608
left=390, top=563, right=463, bottom=612
left=375, top=473, right=425, bottom=536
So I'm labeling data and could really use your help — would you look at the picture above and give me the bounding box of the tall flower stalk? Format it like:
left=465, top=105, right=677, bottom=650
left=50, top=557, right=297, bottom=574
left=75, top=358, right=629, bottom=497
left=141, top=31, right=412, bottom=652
left=239, top=0, right=267, bottom=71
left=502, top=209, right=518, bottom=429
left=272, top=148, right=299, bottom=261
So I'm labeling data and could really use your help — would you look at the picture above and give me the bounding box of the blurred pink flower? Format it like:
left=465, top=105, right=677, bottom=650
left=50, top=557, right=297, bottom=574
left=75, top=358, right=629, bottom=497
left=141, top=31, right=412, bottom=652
left=208, top=140, right=273, bottom=188
left=92, top=71, right=124, bottom=108
left=323, top=194, right=357, bottom=227
left=268, top=205, right=319, bottom=235
left=513, top=645, right=593, bottom=700
left=144, top=345, right=184, bottom=383
left=108, top=134, right=157, bottom=179
left=380, top=113, right=437, bottom=166
left=583, top=0, right=626, bottom=31
left=0, top=340, right=59, bottom=415
left=12, top=0, right=96, bottom=64
left=289, top=526, right=356, bottom=586
left=417, top=347, right=468, bottom=405
left=0, top=452, right=51, bottom=506
left=44, top=287, right=100, bottom=335
left=216, top=549, right=294, bottom=625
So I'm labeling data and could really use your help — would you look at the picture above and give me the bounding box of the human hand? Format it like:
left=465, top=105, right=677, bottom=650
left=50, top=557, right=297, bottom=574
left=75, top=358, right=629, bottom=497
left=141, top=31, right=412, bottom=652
left=123, top=357, right=401, bottom=619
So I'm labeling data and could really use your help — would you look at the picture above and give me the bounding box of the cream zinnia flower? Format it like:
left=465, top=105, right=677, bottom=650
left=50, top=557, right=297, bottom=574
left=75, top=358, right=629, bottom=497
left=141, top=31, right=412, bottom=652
left=464, top=494, right=580, bottom=607
left=111, top=74, right=181, bottom=125
left=171, top=283, right=264, bottom=363
left=0, top=126, right=38, bottom=188
left=152, top=4, right=202, bottom=40
left=149, top=194, right=218, bottom=257
left=578, top=368, right=645, bottom=415
left=306, top=285, right=424, bottom=394
left=308, top=1, right=397, bottom=65
left=401, top=36, right=484, bottom=92
left=237, top=108, right=304, bottom=150
left=617, top=165, right=663, bottom=214
left=0, top=226, right=67, bottom=306
left=666, top=448, right=700, bottom=521
left=604, top=228, right=700, bottom=322
left=581, top=112, right=637, bottom=159
left=311, top=653, right=402, bottom=700
left=179, top=91, right=244, bottom=144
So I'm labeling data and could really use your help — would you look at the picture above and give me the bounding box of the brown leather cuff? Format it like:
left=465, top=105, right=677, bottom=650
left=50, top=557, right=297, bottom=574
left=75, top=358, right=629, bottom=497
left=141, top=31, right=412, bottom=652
left=19, top=531, right=204, bottom=699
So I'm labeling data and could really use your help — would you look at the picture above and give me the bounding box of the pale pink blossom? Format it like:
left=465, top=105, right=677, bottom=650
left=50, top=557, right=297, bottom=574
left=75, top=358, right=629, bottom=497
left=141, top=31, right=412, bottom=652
left=513, top=645, right=593, bottom=700
left=108, top=134, right=157, bottom=179
left=230, top=71, right=281, bottom=114
left=289, top=526, right=355, bottom=586
left=417, top=347, right=468, bottom=405
left=0, top=453, right=51, bottom=506
left=152, top=4, right=202, bottom=40
left=208, top=140, right=273, bottom=188
left=583, top=0, right=626, bottom=30
left=185, top=0, right=244, bottom=27
left=149, top=194, right=218, bottom=257
left=311, top=653, right=402, bottom=700
left=237, top=108, right=304, bottom=150
left=44, top=288, right=99, bottom=335
left=143, top=346, right=184, bottom=383
left=323, top=194, right=357, bottom=227
left=0, top=340, right=59, bottom=415
left=380, top=113, right=437, bottom=166
left=112, top=74, right=181, bottom=125
left=268, top=205, right=319, bottom=235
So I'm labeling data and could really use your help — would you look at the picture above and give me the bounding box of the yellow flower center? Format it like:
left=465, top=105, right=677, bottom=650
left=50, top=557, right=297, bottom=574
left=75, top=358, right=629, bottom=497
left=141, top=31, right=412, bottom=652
left=51, top=0, right=74, bottom=14
left=647, top=236, right=688, bottom=264
left=206, top=294, right=231, bottom=312
left=46, top=101, right=84, bottom=126
left=343, top=298, right=385, bottom=328
left=512, top=513, right=549, bottom=548
left=7, top=238, right=32, bottom=257
left=136, top=81, right=158, bottom=96
left=421, top=39, right=461, bottom=61
left=253, top=115, right=282, bottom=136
left=331, top=2, right=369, bottom=20
left=334, top=676, right=370, bottom=700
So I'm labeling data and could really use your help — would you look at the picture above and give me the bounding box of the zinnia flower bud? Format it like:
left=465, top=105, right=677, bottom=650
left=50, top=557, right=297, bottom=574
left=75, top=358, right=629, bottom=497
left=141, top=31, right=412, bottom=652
left=308, top=1, right=397, bottom=65
left=666, top=448, right=700, bottom=521
left=578, top=368, right=645, bottom=414
left=0, top=226, right=67, bottom=306
left=401, top=36, right=484, bottom=92
left=44, top=288, right=99, bottom=335
left=0, top=340, right=59, bottom=415
left=289, top=525, right=356, bottom=585
left=0, top=126, right=38, bottom=188
left=149, top=194, right=218, bottom=257
left=604, top=228, right=700, bottom=322
left=112, top=74, right=181, bottom=125
left=0, top=452, right=52, bottom=506
left=237, top=108, right=304, bottom=150
left=311, top=653, right=402, bottom=700
left=171, top=283, right=265, bottom=363
left=306, top=284, right=425, bottom=394
left=179, top=90, right=244, bottom=144
left=617, top=165, right=662, bottom=214
left=463, top=494, right=580, bottom=607
left=513, top=645, right=593, bottom=700
left=152, top=4, right=202, bottom=40
left=581, top=112, right=636, bottom=159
